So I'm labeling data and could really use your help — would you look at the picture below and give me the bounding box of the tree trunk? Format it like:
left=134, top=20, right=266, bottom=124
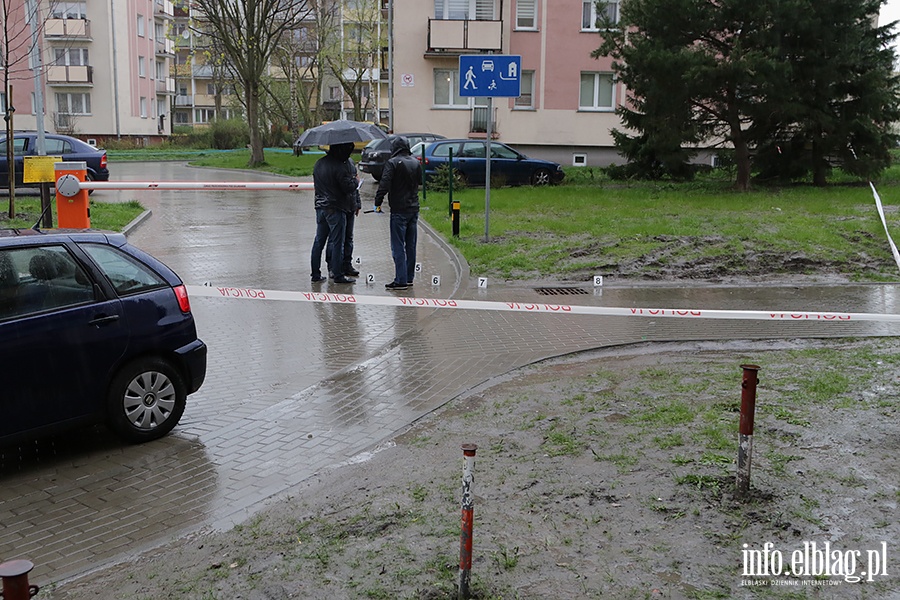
left=246, top=83, right=265, bottom=167
left=812, top=139, right=827, bottom=187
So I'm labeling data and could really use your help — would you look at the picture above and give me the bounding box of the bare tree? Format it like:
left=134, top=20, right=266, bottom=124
left=191, top=0, right=312, bottom=166
left=321, top=0, right=382, bottom=121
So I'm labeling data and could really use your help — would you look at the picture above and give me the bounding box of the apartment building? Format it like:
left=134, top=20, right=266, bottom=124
left=5, top=0, right=175, bottom=144
left=386, top=0, right=624, bottom=166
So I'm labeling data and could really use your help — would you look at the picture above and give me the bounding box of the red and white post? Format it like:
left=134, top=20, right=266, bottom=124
left=458, top=443, right=478, bottom=600
left=737, top=364, right=761, bottom=497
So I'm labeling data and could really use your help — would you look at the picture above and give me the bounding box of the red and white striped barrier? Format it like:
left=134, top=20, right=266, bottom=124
left=78, top=181, right=314, bottom=192
left=185, top=284, right=900, bottom=322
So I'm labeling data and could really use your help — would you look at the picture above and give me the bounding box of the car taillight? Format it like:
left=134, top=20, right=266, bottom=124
left=174, top=285, right=191, bottom=313
left=100, top=153, right=107, bottom=169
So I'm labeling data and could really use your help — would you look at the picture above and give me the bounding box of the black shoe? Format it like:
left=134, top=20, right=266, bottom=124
left=329, top=271, right=336, bottom=279
left=385, top=281, right=408, bottom=290
left=333, top=276, right=356, bottom=284
left=311, top=275, right=325, bottom=283
left=344, top=267, right=360, bottom=277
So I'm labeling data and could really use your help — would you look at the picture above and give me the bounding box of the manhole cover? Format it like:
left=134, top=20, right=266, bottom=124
left=534, top=287, right=589, bottom=296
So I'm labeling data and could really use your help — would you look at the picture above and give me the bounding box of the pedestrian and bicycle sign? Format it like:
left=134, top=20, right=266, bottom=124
left=459, top=55, right=521, bottom=98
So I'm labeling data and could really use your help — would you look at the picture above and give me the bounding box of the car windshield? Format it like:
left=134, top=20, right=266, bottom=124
left=409, top=142, right=427, bottom=156
left=363, top=139, right=382, bottom=150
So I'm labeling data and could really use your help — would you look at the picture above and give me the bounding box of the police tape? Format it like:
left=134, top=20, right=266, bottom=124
left=185, top=284, right=900, bottom=323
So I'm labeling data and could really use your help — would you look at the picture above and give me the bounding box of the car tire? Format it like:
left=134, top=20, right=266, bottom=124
left=531, top=168, right=552, bottom=186
left=106, top=357, right=187, bottom=443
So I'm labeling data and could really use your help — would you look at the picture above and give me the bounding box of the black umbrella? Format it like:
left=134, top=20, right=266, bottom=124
left=294, top=120, right=388, bottom=148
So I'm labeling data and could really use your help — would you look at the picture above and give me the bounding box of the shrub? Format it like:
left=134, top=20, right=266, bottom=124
left=208, top=119, right=249, bottom=149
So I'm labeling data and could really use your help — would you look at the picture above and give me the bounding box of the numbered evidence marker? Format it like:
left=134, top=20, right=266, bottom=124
left=593, top=275, right=603, bottom=287
left=355, top=257, right=362, bottom=265
left=366, top=273, right=375, bottom=285
left=415, top=262, right=422, bottom=273
left=478, top=277, right=488, bottom=288
left=431, top=275, right=441, bottom=286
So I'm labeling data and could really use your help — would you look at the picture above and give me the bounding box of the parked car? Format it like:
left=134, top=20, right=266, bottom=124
left=410, top=139, right=565, bottom=187
left=0, top=229, right=207, bottom=446
left=359, top=133, right=447, bottom=181
left=0, top=132, right=110, bottom=189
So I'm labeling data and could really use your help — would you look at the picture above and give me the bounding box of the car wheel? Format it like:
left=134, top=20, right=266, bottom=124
left=531, top=168, right=552, bottom=186
left=107, top=357, right=187, bottom=443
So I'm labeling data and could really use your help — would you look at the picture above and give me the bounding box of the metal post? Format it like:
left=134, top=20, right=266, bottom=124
left=452, top=200, right=460, bottom=237
left=484, top=96, right=492, bottom=243
left=737, top=364, right=760, bottom=496
left=420, top=142, right=427, bottom=201
left=448, top=147, right=454, bottom=217
left=0, top=559, right=40, bottom=600
left=458, top=443, right=478, bottom=600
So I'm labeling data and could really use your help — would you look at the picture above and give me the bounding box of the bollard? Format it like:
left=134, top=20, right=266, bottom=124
left=736, top=364, right=761, bottom=496
left=0, top=559, right=40, bottom=599
left=452, top=200, right=460, bottom=237
left=54, top=161, right=90, bottom=228
left=448, top=147, right=454, bottom=218
left=421, top=143, right=427, bottom=202
left=458, top=443, right=478, bottom=600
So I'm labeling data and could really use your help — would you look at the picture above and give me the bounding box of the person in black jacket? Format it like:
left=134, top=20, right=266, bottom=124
left=374, top=136, right=421, bottom=290
left=312, top=142, right=359, bottom=284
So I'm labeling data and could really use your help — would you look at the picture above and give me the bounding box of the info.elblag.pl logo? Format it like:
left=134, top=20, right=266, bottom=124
left=741, top=541, right=889, bottom=586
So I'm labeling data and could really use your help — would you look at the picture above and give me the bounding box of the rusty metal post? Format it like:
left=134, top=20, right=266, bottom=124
left=452, top=200, right=460, bottom=237
left=737, top=364, right=761, bottom=496
left=458, top=443, right=478, bottom=600
left=0, top=559, right=40, bottom=599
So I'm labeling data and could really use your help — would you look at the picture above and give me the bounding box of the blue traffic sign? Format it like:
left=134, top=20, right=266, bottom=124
left=459, top=55, right=521, bottom=98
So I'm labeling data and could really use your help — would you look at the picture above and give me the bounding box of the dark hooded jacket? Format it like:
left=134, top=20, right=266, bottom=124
left=373, top=136, right=420, bottom=213
left=313, top=142, right=359, bottom=212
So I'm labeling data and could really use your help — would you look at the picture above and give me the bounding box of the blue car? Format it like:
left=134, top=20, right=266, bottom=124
left=0, top=230, right=206, bottom=445
left=0, top=132, right=110, bottom=188
left=410, top=139, right=565, bottom=187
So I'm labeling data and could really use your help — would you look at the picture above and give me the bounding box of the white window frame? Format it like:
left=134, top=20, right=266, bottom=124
left=579, top=72, right=615, bottom=111
left=54, top=47, right=89, bottom=66
left=140, top=97, right=147, bottom=118
left=433, top=68, right=468, bottom=108
left=582, top=0, right=618, bottom=31
left=137, top=14, right=145, bottom=37
left=56, top=92, right=92, bottom=115
left=51, top=2, right=87, bottom=19
left=138, top=56, right=146, bottom=77
left=515, top=0, right=537, bottom=30
left=514, top=70, right=535, bottom=108
left=435, top=0, right=496, bottom=20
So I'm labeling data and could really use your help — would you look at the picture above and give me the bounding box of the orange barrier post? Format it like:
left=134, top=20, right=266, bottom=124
left=54, top=161, right=90, bottom=229
left=458, top=443, right=478, bottom=600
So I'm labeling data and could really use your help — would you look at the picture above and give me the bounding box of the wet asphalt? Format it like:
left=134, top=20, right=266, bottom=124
left=1, top=161, right=899, bottom=585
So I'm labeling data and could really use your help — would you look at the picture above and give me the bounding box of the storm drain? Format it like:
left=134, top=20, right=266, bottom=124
left=533, top=287, right=590, bottom=296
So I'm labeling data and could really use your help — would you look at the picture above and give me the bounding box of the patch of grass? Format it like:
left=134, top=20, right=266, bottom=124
left=627, top=400, right=695, bottom=427
left=0, top=197, right=144, bottom=230
left=542, top=426, right=582, bottom=457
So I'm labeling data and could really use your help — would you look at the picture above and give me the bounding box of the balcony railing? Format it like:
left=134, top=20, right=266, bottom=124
left=175, top=96, right=193, bottom=107
left=156, top=78, right=176, bottom=94
left=46, top=65, right=93, bottom=85
left=427, top=19, right=502, bottom=54
left=156, top=38, right=176, bottom=56
left=44, top=18, right=91, bottom=39
left=155, top=0, right=174, bottom=18
left=470, top=105, right=497, bottom=134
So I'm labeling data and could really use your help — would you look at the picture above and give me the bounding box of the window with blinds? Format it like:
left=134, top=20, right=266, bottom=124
left=516, top=0, right=536, bottom=29
left=435, top=0, right=497, bottom=20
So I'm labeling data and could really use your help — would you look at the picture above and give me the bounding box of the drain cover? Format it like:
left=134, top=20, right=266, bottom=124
left=534, top=287, right=589, bottom=296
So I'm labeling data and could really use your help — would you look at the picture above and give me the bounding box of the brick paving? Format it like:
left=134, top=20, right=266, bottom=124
left=1, top=162, right=899, bottom=585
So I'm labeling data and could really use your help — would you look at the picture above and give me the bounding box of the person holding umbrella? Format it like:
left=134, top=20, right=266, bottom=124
left=297, top=121, right=388, bottom=285
left=312, top=141, right=359, bottom=284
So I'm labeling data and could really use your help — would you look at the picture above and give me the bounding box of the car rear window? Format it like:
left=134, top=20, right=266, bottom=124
left=44, top=138, right=74, bottom=154
left=79, top=243, right=168, bottom=296
left=0, top=245, right=94, bottom=320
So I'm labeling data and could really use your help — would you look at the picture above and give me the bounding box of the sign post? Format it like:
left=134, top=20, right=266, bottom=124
left=459, top=55, right=521, bottom=242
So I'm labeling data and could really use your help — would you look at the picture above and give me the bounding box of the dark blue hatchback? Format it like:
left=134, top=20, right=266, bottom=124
left=0, top=229, right=206, bottom=445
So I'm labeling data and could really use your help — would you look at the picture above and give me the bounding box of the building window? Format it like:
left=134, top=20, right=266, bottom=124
left=51, top=2, right=87, bottom=19
left=174, top=111, right=189, bottom=124
left=54, top=48, right=89, bottom=66
left=582, top=0, right=617, bottom=30
left=156, top=61, right=166, bottom=80
left=195, top=108, right=215, bottom=123
left=137, top=15, right=145, bottom=37
left=1, top=92, right=6, bottom=112
left=138, top=56, right=146, bottom=77
left=328, top=86, right=341, bottom=101
left=433, top=69, right=466, bottom=107
left=434, top=0, right=496, bottom=20
left=207, top=83, right=216, bottom=95
left=140, top=97, right=147, bottom=117
left=56, top=92, right=91, bottom=115
left=515, top=70, right=534, bottom=108
left=516, top=0, right=537, bottom=30
left=579, top=72, right=615, bottom=110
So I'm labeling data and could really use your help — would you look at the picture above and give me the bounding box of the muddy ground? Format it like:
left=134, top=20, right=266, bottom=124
left=46, top=334, right=899, bottom=600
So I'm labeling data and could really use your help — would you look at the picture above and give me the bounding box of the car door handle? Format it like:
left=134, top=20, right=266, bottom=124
left=89, top=314, right=120, bottom=327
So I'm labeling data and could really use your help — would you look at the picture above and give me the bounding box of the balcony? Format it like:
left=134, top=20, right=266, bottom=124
left=469, top=106, right=497, bottom=135
left=155, top=0, right=174, bottom=18
left=175, top=95, right=193, bottom=107
left=44, top=18, right=91, bottom=40
left=46, top=65, right=93, bottom=85
left=427, top=19, right=502, bottom=55
left=156, top=77, right=176, bottom=94
left=156, top=38, right=176, bottom=56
